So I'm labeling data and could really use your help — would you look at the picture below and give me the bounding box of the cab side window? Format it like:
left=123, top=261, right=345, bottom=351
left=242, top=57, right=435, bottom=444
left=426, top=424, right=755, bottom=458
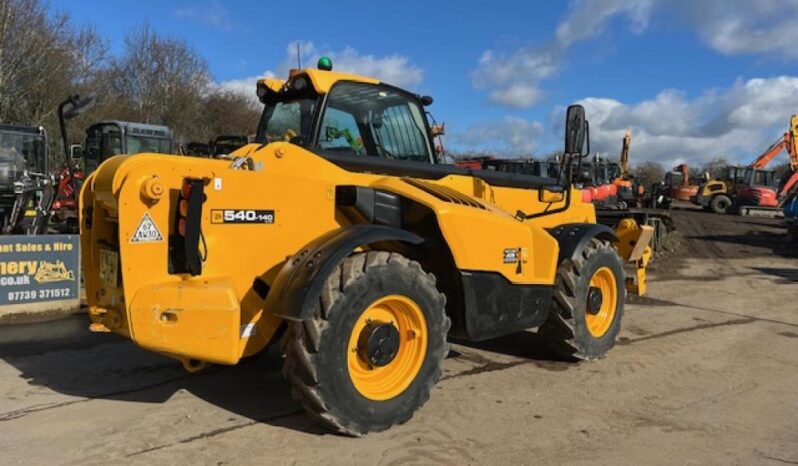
left=372, top=103, right=430, bottom=162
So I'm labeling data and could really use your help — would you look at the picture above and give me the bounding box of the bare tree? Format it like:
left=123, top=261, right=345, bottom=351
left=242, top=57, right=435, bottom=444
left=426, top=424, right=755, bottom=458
left=108, top=25, right=211, bottom=143
left=199, top=89, right=261, bottom=141
left=701, top=156, right=730, bottom=178
left=0, top=3, right=262, bottom=161
left=1, top=0, right=108, bottom=169
left=0, top=0, right=79, bottom=123
left=633, top=161, right=665, bottom=188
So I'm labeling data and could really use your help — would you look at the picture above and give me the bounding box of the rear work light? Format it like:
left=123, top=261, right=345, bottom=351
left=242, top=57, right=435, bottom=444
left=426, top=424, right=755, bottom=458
left=170, top=178, right=205, bottom=275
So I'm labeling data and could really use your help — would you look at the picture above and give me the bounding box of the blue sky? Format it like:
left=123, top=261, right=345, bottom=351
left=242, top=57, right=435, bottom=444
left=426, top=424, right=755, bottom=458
left=53, top=0, right=798, bottom=167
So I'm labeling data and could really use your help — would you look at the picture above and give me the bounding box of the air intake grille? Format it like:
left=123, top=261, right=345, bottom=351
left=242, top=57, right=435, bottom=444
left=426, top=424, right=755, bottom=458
left=402, top=178, right=486, bottom=210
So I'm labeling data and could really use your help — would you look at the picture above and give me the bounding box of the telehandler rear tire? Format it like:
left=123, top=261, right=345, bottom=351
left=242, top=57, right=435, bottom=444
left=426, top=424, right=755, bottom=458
left=540, top=239, right=625, bottom=361
left=281, top=251, right=449, bottom=436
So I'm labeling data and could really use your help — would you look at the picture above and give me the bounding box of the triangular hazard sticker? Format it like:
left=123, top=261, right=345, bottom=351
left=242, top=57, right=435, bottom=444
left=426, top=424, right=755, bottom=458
left=130, top=212, right=164, bottom=243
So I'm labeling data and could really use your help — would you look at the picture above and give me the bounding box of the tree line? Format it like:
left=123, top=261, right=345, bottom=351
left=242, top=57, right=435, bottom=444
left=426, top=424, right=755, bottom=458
left=0, top=0, right=261, bottom=164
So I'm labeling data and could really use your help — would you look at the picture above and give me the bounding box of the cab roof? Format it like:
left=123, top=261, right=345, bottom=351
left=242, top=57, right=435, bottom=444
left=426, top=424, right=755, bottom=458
left=0, top=123, right=44, bottom=135
left=89, top=120, right=173, bottom=137
left=258, top=68, right=380, bottom=95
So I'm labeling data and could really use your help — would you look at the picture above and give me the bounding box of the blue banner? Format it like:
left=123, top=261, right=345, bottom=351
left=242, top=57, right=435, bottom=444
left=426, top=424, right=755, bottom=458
left=0, top=235, right=80, bottom=305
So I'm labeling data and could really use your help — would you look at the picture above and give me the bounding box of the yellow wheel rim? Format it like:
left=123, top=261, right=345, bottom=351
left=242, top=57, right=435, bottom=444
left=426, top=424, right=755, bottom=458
left=586, top=266, right=618, bottom=338
left=347, top=295, right=428, bottom=401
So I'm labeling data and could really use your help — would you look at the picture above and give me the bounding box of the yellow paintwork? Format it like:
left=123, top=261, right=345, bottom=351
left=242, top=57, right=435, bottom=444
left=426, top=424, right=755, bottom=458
left=347, top=295, right=427, bottom=401
left=615, top=218, right=653, bottom=295
left=257, top=69, right=379, bottom=96
left=586, top=266, right=617, bottom=338
left=80, top=70, right=651, bottom=368
left=81, top=141, right=600, bottom=365
left=697, top=179, right=731, bottom=199
left=259, top=78, right=286, bottom=92
left=81, top=139, right=650, bottom=366
left=791, top=115, right=798, bottom=171
left=129, top=277, right=240, bottom=364
left=303, top=68, right=379, bottom=93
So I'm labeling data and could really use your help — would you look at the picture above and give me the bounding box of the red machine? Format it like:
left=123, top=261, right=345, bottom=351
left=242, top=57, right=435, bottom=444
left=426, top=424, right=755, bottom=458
left=736, top=115, right=798, bottom=215
left=454, top=156, right=494, bottom=169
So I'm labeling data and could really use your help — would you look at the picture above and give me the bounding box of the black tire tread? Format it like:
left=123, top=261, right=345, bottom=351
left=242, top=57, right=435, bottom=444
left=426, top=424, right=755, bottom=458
left=540, top=239, right=625, bottom=361
left=710, top=194, right=732, bottom=214
left=282, top=251, right=449, bottom=436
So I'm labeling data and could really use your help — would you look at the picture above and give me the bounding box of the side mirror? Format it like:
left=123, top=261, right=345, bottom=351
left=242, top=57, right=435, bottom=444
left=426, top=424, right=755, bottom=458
left=420, top=95, right=434, bottom=106
left=564, top=104, right=586, bottom=155
left=69, top=144, right=83, bottom=161
left=539, top=185, right=565, bottom=203
left=62, top=94, right=97, bottom=120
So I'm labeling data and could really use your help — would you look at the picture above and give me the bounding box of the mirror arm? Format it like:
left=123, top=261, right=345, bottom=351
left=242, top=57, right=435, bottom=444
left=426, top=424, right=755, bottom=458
left=584, top=120, right=591, bottom=158
left=517, top=184, right=572, bottom=221
left=58, top=96, right=76, bottom=173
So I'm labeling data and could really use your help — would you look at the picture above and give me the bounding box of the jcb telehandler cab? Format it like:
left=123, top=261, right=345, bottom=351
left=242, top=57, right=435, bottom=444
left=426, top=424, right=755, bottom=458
left=81, top=60, right=653, bottom=436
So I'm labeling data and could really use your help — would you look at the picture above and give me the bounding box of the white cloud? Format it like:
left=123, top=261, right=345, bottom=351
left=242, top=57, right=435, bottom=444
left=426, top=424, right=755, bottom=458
left=451, top=117, right=544, bottom=155
left=672, top=0, right=798, bottom=58
left=216, top=41, right=424, bottom=103
left=474, top=0, right=798, bottom=109
left=287, top=41, right=423, bottom=89
left=174, top=1, right=232, bottom=31
left=565, top=76, right=798, bottom=168
left=216, top=70, right=275, bottom=103
left=556, top=0, right=655, bottom=46
left=472, top=46, right=561, bottom=108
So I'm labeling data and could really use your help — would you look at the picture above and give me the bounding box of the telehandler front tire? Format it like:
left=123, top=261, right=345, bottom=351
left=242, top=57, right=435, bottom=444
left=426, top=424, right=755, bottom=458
left=281, top=251, right=449, bottom=436
left=540, top=239, right=625, bottom=361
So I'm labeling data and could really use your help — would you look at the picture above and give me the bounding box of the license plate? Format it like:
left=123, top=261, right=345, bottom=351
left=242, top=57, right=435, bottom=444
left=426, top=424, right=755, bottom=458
left=99, top=249, right=119, bottom=287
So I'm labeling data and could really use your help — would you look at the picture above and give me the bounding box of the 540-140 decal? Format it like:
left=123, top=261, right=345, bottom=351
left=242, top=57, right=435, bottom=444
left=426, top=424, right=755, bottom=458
left=211, top=209, right=275, bottom=224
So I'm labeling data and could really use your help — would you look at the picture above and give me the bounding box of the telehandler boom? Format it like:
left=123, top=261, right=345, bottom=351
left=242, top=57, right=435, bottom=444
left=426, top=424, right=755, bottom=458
left=81, top=59, right=653, bottom=436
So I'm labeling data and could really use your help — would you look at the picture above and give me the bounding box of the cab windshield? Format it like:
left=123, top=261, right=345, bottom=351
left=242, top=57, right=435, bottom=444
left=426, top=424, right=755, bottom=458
left=125, top=135, right=171, bottom=154
left=744, top=168, right=776, bottom=187
left=0, top=130, right=46, bottom=173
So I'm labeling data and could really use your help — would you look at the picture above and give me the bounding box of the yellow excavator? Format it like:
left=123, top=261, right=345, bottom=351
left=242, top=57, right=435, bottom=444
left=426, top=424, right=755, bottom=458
left=80, top=58, right=653, bottom=436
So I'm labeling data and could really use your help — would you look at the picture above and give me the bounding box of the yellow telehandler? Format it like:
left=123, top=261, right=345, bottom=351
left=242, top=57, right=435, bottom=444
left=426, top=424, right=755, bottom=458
left=81, top=58, right=652, bottom=436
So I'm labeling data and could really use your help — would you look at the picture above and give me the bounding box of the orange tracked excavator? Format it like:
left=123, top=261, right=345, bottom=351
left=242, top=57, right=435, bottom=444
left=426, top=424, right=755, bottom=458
left=736, top=115, right=798, bottom=215
left=693, top=115, right=798, bottom=215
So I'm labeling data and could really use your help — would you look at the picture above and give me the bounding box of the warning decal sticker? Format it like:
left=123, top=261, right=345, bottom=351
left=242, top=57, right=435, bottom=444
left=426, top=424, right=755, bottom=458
left=130, top=212, right=164, bottom=243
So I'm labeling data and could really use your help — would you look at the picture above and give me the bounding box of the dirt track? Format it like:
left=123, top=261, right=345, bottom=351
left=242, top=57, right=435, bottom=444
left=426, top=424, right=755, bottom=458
left=663, top=203, right=795, bottom=260
left=1, top=208, right=797, bottom=465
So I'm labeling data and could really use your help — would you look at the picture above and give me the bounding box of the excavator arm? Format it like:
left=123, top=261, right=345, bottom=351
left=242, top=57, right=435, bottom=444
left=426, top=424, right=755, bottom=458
left=674, top=163, right=690, bottom=187
left=619, top=129, right=631, bottom=177
left=751, top=136, right=787, bottom=169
